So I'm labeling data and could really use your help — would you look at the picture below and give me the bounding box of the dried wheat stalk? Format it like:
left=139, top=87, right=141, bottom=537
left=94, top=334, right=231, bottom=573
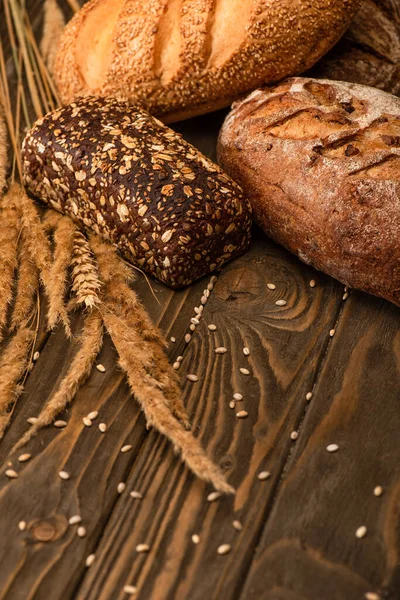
left=92, top=236, right=233, bottom=493
left=47, top=213, right=75, bottom=336
left=14, top=184, right=53, bottom=297
left=0, top=326, right=35, bottom=439
left=103, top=308, right=233, bottom=493
left=11, top=228, right=39, bottom=331
left=90, top=235, right=189, bottom=426
left=71, top=230, right=102, bottom=308
left=0, top=184, right=22, bottom=342
left=12, top=309, right=104, bottom=451
left=0, top=106, right=8, bottom=193
left=40, top=0, right=65, bottom=74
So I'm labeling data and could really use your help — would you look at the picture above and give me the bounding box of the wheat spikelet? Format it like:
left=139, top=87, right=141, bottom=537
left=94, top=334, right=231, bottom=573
left=13, top=184, right=53, bottom=299
left=102, top=307, right=233, bottom=493
left=90, top=235, right=189, bottom=426
left=47, top=214, right=76, bottom=336
left=11, top=229, right=39, bottom=331
left=0, top=184, right=22, bottom=341
left=40, top=0, right=66, bottom=75
left=71, top=230, right=101, bottom=308
left=12, top=309, right=104, bottom=451
left=0, top=107, right=8, bottom=193
left=0, top=326, right=35, bottom=439
left=90, top=236, right=232, bottom=492
left=43, top=207, right=64, bottom=232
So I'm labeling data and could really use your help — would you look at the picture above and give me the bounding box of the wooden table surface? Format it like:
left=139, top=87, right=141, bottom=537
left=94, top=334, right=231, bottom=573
left=1, top=2, right=400, bottom=600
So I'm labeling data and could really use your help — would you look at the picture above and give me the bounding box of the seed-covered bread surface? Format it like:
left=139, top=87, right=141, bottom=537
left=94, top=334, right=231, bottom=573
left=218, top=77, right=400, bottom=306
left=54, top=0, right=362, bottom=122
left=22, top=96, right=252, bottom=288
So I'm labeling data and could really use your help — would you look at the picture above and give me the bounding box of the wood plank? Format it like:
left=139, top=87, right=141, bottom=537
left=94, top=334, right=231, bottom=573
left=239, top=291, right=400, bottom=600
left=0, top=272, right=219, bottom=600
left=75, top=234, right=344, bottom=600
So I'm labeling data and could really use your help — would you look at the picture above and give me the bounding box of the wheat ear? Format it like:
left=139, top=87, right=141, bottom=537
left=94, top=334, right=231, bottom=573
left=102, top=308, right=233, bottom=494
left=12, top=309, right=104, bottom=451
left=90, top=235, right=189, bottom=426
left=10, top=228, right=39, bottom=331
left=91, top=236, right=233, bottom=493
left=0, top=326, right=35, bottom=439
left=40, top=0, right=66, bottom=75
left=0, top=184, right=22, bottom=341
left=13, top=184, right=53, bottom=297
left=47, top=213, right=75, bottom=336
left=71, top=230, right=102, bottom=309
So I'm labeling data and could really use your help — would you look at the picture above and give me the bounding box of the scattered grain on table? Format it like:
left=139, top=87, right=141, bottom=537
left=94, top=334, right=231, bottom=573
left=232, top=520, right=243, bottom=531
left=355, top=526, right=367, bottom=539
left=217, top=544, right=231, bottom=555
left=326, top=444, right=339, bottom=453
left=207, top=491, right=221, bottom=502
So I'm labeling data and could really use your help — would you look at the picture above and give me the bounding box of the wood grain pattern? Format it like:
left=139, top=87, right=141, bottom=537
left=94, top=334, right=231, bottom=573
left=75, top=235, right=344, bottom=600
left=240, top=291, right=400, bottom=600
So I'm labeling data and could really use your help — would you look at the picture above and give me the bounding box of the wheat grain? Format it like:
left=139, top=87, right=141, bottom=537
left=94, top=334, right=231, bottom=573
left=5, top=469, right=18, bottom=478
left=40, top=0, right=65, bottom=74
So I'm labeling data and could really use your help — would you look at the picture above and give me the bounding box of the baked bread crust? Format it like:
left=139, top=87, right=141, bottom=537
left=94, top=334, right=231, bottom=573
left=54, top=0, right=362, bottom=122
left=218, top=77, right=400, bottom=306
left=310, top=0, right=400, bottom=96
left=21, top=96, right=252, bottom=288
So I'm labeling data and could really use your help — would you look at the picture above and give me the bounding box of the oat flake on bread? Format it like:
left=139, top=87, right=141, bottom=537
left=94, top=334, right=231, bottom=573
left=53, top=0, right=362, bottom=123
left=218, top=77, right=400, bottom=307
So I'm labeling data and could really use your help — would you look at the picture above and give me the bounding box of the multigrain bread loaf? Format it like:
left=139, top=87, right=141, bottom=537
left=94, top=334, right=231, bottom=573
left=218, top=77, right=400, bottom=306
left=21, top=96, right=252, bottom=288
left=54, top=0, right=362, bottom=123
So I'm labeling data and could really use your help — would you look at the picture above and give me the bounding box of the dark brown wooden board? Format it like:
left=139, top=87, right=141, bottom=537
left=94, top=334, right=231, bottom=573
left=240, top=292, right=400, bottom=600
left=0, top=2, right=399, bottom=600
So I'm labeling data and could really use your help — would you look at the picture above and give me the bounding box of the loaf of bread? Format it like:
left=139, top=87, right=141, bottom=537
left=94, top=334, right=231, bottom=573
left=218, top=77, right=400, bottom=306
left=54, top=0, right=362, bottom=123
left=21, top=96, right=252, bottom=288
left=310, top=0, right=400, bottom=96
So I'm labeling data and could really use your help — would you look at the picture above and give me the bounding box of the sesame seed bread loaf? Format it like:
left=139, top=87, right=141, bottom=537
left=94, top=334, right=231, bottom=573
left=218, top=77, right=400, bottom=306
left=21, top=96, right=252, bottom=288
left=53, top=0, right=362, bottom=123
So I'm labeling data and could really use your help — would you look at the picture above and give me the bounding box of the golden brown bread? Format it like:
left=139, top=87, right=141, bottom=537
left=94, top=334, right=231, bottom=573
left=54, top=0, right=362, bottom=123
left=218, top=77, right=400, bottom=306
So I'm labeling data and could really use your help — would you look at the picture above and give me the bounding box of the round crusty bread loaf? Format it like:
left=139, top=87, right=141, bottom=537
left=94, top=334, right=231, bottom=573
left=21, top=96, right=252, bottom=289
left=54, top=0, right=362, bottom=123
left=218, top=77, right=400, bottom=306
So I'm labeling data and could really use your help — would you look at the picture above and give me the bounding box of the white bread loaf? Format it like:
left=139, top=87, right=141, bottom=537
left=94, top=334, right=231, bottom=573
left=54, top=0, right=362, bottom=123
